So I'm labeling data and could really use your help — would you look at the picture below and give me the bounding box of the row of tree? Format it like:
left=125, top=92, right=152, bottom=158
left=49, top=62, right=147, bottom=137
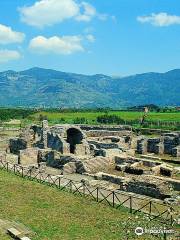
left=0, top=108, right=37, bottom=121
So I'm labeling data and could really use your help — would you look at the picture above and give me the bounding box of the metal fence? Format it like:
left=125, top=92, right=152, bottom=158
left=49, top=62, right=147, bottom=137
left=0, top=159, right=177, bottom=227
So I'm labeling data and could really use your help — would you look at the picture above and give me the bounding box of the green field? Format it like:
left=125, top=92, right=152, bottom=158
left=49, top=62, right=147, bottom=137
left=0, top=108, right=180, bottom=130
left=30, top=111, right=180, bottom=123
left=0, top=170, right=171, bottom=240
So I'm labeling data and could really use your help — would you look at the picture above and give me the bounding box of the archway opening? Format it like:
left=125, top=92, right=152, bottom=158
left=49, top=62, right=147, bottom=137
left=67, top=128, right=83, bottom=154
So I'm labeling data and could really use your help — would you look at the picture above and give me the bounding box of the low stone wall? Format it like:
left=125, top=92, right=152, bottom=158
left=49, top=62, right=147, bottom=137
left=85, top=130, right=132, bottom=138
left=88, top=140, right=119, bottom=149
left=95, top=172, right=126, bottom=185
left=151, top=176, right=180, bottom=191
left=95, top=172, right=172, bottom=199
left=79, top=125, right=132, bottom=131
left=125, top=179, right=171, bottom=199
left=38, top=150, right=78, bottom=169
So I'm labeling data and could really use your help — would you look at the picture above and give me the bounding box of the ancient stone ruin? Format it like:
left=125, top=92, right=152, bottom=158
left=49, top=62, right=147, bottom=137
left=136, top=133, right=180, bottom=157
left=2, top=121, right=180, bottom=201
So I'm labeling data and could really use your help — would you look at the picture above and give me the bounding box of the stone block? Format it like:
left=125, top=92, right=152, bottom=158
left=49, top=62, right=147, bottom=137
left=19, top=148, right=39, bottom=165
left=147, top=138, right=161, bottom=153
left=63, top=162, right=77, bottom=174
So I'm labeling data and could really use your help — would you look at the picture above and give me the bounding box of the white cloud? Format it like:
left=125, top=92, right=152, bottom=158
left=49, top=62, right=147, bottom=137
left=0, top=24, right=25, bottom=44
left=137, top=12, right=180, bottom=27
left=86, top=34, right=95, bottom=42
left=29, top=35, right=84, bottom=55
left=19, top=0, right=101, bottom=27
left=0, top=49, right=21, bottom=63
left=76, top=2, right=96, bottom=22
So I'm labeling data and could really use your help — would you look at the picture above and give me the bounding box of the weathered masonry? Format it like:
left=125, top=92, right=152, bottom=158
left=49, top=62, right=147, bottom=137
left=7, top=121, right=180, bottom=200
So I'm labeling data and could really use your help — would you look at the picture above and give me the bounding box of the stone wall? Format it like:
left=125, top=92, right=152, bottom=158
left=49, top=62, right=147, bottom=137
left=88, top=140, right=119, bottom=150
left=9, top=138, right=27, bottom=154
left=74, top=140, right=90, bottom=156
left=125, top=178, right=171, bottom=199
left=85, top=130, right=132, bottom=138
left=95, top=173, right=172, bottom=199
left=47, top=132, right=69, bottom=154
left=80, top=125, right=132, bottom=131
left=95, top=172, right=126, bottom=185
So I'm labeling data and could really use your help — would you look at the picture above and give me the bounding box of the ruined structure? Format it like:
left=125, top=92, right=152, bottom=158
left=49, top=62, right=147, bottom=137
left=5, top=121, right=180, bottom=200
left=136, top=133, right=180, bottom=157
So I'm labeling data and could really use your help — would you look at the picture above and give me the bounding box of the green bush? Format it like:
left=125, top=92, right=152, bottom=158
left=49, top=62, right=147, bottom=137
left=97, top=114, right=124, bottom=124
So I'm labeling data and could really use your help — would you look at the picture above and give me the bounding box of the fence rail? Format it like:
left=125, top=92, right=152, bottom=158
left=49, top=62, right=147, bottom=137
left=0, top=159, right=177, bottom=226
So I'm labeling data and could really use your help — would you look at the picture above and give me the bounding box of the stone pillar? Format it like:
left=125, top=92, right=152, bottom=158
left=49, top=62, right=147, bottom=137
left=42, top=120, right=48, bottom=148
left=172, top=146, right=180, bottom=157
left=136, top=138, right=147, bottom=154
left=153, top=143, right=164, bottom=155
left=163, top=134, right=179, bottom=155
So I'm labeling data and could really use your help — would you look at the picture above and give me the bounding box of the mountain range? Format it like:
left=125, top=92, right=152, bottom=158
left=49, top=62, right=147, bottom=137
left=0, top=67, right=179, bottom=108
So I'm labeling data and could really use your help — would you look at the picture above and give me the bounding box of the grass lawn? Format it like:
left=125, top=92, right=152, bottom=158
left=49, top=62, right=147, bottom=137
left=0, top=170, right=168, bottom=240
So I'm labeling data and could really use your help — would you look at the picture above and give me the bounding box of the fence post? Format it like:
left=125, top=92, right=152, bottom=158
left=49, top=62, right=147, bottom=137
left=70, top=180, right=72, bottom=193
left=58, top=177, right=61, bottom=189
left=96, top=187, right=99, bottom=202
left=129, top=196, right=132, bottom=213
left=30, top=169, right=32, bottom=178
left=112, top=191, right=115, bottom=208
left=170, top=207, right=173, bottom=226
left=149, top=201, right=152, bottom=215
left=163, top=232, right=167, bottom=240
left=6, top=162, right=9, bottom=171
left=21, top=167, right=24, bottom=177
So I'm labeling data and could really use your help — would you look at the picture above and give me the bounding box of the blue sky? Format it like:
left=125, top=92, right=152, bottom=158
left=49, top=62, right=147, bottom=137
left=0, top=0, right=180, bottom=76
